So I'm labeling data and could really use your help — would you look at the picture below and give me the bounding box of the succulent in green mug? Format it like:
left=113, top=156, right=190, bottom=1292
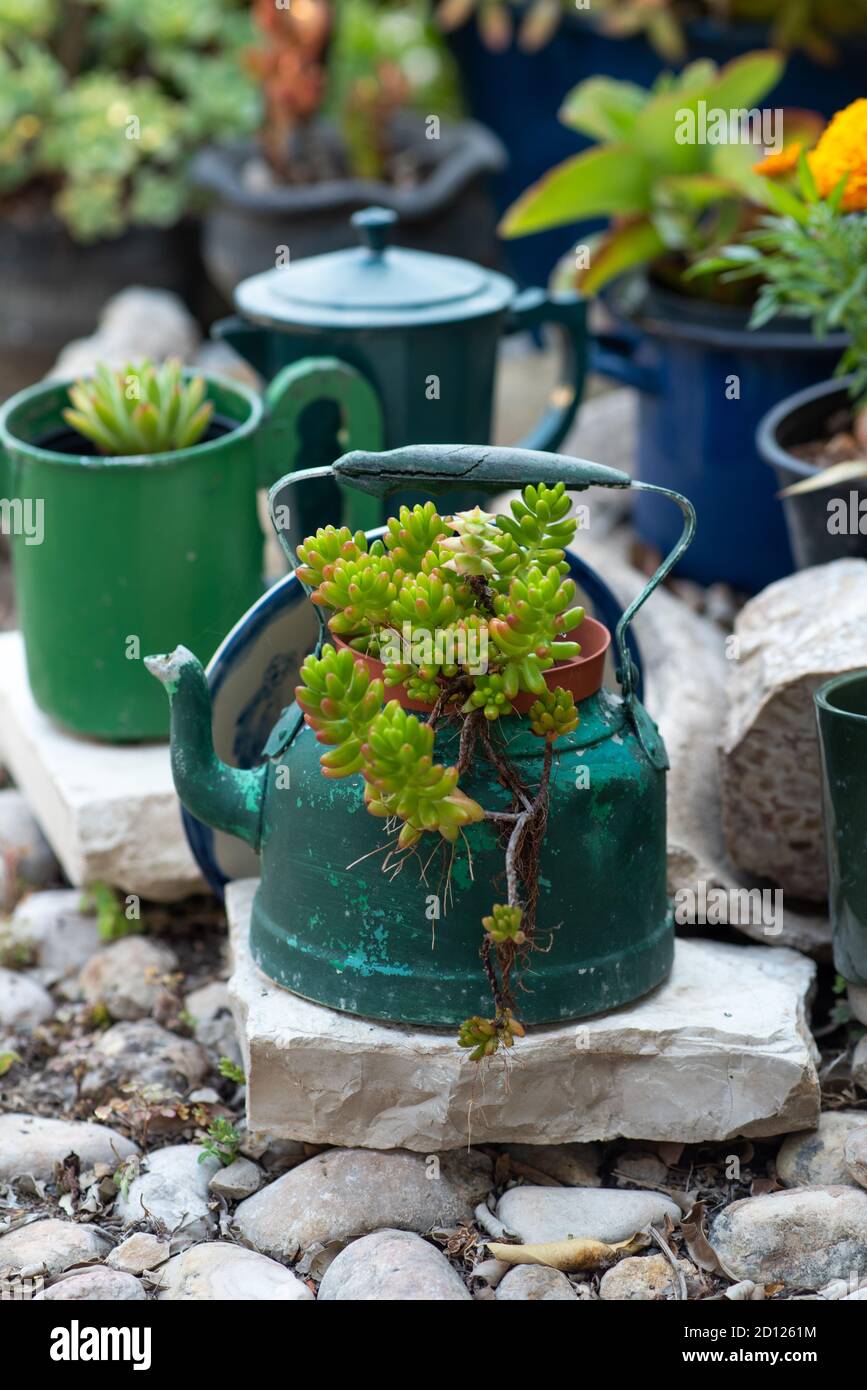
left=63, top=359, right=214, bottom=456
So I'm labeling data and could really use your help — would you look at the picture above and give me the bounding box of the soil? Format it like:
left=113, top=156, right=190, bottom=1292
left=242, top=119, right=425, bottom=193
left=789, top=406, right=867, bottom=472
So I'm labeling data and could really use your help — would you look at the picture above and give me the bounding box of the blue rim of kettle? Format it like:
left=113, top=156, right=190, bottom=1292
left=183, top=545, right=645, bottom=899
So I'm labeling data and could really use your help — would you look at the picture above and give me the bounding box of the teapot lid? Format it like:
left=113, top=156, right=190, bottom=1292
left=234, top=207, right=515, bottom=330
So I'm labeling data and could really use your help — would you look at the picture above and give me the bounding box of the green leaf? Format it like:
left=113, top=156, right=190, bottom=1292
left=656, top=173, right=741, bottom=211
left=580, top=218, right=666, bottom=295
left=500, top=144, right=652, bottom=237
left=707, top=49, right=785, bottom=112
left=796, top=149, right=818, bottom=203
left=558, top=75, right=647, bottom=142
left=758, top=178, right=811, bottom=222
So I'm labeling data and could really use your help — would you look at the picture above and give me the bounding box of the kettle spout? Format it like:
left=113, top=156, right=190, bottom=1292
left=146, top=646, right=265, bottom=850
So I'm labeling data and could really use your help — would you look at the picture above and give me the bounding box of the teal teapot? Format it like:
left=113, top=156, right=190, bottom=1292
left=215, top=207, right=588, bottom=534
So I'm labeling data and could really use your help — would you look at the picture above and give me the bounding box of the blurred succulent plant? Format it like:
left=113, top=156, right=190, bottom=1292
left=0, top=0, right=259, bottom=241
left=63, top=360, right=213, bottom=457
left=248, top=0, right=461, bottom=182
left=295, top=480, right=588, bottom=1058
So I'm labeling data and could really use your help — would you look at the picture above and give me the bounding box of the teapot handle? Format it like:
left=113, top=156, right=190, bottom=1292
left=270, top=444, right=695, bottom=702
left=260, top=357, right=385, bottom=535
left=505, top=288, right=588, bottom=453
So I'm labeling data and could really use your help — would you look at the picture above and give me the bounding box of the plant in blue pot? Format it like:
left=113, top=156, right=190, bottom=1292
left=498, top=49, right=840, bottom=591
left=694, top=100, right=867, bottom=570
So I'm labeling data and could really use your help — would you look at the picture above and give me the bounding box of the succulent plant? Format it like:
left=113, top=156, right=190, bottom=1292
left=0, top=1, right=259, bottom=241
left=482, top=903, right=526, bottom=945
left=63, top=360, right=214, bottom=457
left=312, top=551, right=404, bottom=636
left=383, top=500, right=448, bottom=572
left=296, top=645, right=384, bottom=779
left=296, top=526, right=370, bottom=587
left=529, top=688, right=580, bottom=741
left=362, top=702, right=485, bottom=849
left=457, top=1009, right=526, bottom=1061
left=295, top=480, right=593, bottom=1057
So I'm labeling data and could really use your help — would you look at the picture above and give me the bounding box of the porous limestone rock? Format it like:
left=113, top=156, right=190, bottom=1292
left=0, top=1219, right=109, bottom=1278
left=0, top=632, right=205, bottom=902
left=34, top=1269, right=145, bottom=1301
left=711, top=1186, right=867, bottom=1287
left=50, top=288, right=200, bottom=381
left=0, top=788, right=59, bottom=912
left=227, top=879, right=820, bottom=1149
left=209, top=1157, right=263, bottom=1201
left=0, top=967, right=53, bottom=1028
left=7, top=890, right=101, bottom=986
left=776, top=1111, right=867, bottom=1188
left=845, top=1129, right=867, bottom=1189
left=234, top=1147, right=491, bottom=1263
left=495, top=1265, right=578, bottom=1300
left=316, top=1230, right=470, bottom=1301
left=722, top=559, right=867, bottom=903
left=573, top=538, right=828, bottom=955
left=154, top=1242, right=313, bottom=1301
left=496, top=1186, right=680, bottom=1245
left=599, top=1252, right=693, bottom=1300
left=78, top=1019, right=208, bottom=1100
left=0, top=1113, right=138, bottom=1184
left=77, top=936, right=178, bottom=1020
left=114, top=1145, right=221, bottom=1245
left=107, top=1232, right=171, bottom=1275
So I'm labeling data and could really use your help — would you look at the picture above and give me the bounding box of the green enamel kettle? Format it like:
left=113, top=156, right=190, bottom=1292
left=148, top=443, right=695, bottom=1029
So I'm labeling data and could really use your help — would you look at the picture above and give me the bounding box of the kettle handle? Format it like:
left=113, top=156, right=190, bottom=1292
left=505, top=288, right=588, bottom=453
left=269, top=444, right=695, bottom=702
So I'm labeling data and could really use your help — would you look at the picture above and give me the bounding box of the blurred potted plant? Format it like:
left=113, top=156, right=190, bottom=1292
left=192, top=0, right=505, bottom=299
left=0, top=0, right=260, bottom=394
left=437, top=0, right=867, bottom=284
left=700, top=101, right=867, bottom=568
left=499, top=51, right=842, bottom=591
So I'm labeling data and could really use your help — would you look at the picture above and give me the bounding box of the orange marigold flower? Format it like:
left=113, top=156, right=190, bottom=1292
left=808, top=98, right=867, bottom=211
left=753, top=142, right=802, bottom=177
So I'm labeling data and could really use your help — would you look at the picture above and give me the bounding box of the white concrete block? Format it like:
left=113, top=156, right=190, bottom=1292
left=0, top=632, right=203, bottom=902
left=227, top=878, right=820, bottom=1152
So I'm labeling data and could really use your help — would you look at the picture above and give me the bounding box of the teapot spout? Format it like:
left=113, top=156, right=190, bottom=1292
left=146, top=647, right=265, bottom=849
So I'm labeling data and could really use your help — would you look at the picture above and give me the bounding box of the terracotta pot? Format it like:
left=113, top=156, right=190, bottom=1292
left=333, top=615, right=611, bottom=715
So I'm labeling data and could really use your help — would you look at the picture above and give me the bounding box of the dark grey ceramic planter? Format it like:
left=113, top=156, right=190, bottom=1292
left=758, top=376, right=867, bottom=571
left=192, top=116, right=507, bottom=299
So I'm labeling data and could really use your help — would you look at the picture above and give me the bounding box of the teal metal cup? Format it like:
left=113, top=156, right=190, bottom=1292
left=816, top=671, right=867, bottom=985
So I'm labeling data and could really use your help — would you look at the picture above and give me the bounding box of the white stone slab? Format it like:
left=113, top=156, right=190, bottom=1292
left=227, top=878, right=820, bottom=1152
left=0, top=632, right=203, bottom=902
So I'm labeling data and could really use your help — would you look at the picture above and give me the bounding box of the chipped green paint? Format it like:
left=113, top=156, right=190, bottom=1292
left=150, top=443, right=696, bottom=1027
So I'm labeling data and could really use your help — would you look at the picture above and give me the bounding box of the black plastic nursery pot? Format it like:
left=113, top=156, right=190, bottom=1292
left=192, top=117, right=507, bottom=299
left=448, top=9, right=867, bottom=285
left=591, top=278, right=847, bottom=592
left=758, top=377, right=867, bottom=571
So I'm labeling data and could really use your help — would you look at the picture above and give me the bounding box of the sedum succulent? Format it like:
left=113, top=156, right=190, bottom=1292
left=362, top=702, right=484, bottom=849
left=482, top=904, right=526, bottom=945
left=457, top=1009, right=526, bottom=1061
left=295, top=645, right=384, bottom=778
left=296, top=481, right=594, bottom=1060
left=63, top=360, right=213, bottom=457
left=529, top=688, right=580, bottom=741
